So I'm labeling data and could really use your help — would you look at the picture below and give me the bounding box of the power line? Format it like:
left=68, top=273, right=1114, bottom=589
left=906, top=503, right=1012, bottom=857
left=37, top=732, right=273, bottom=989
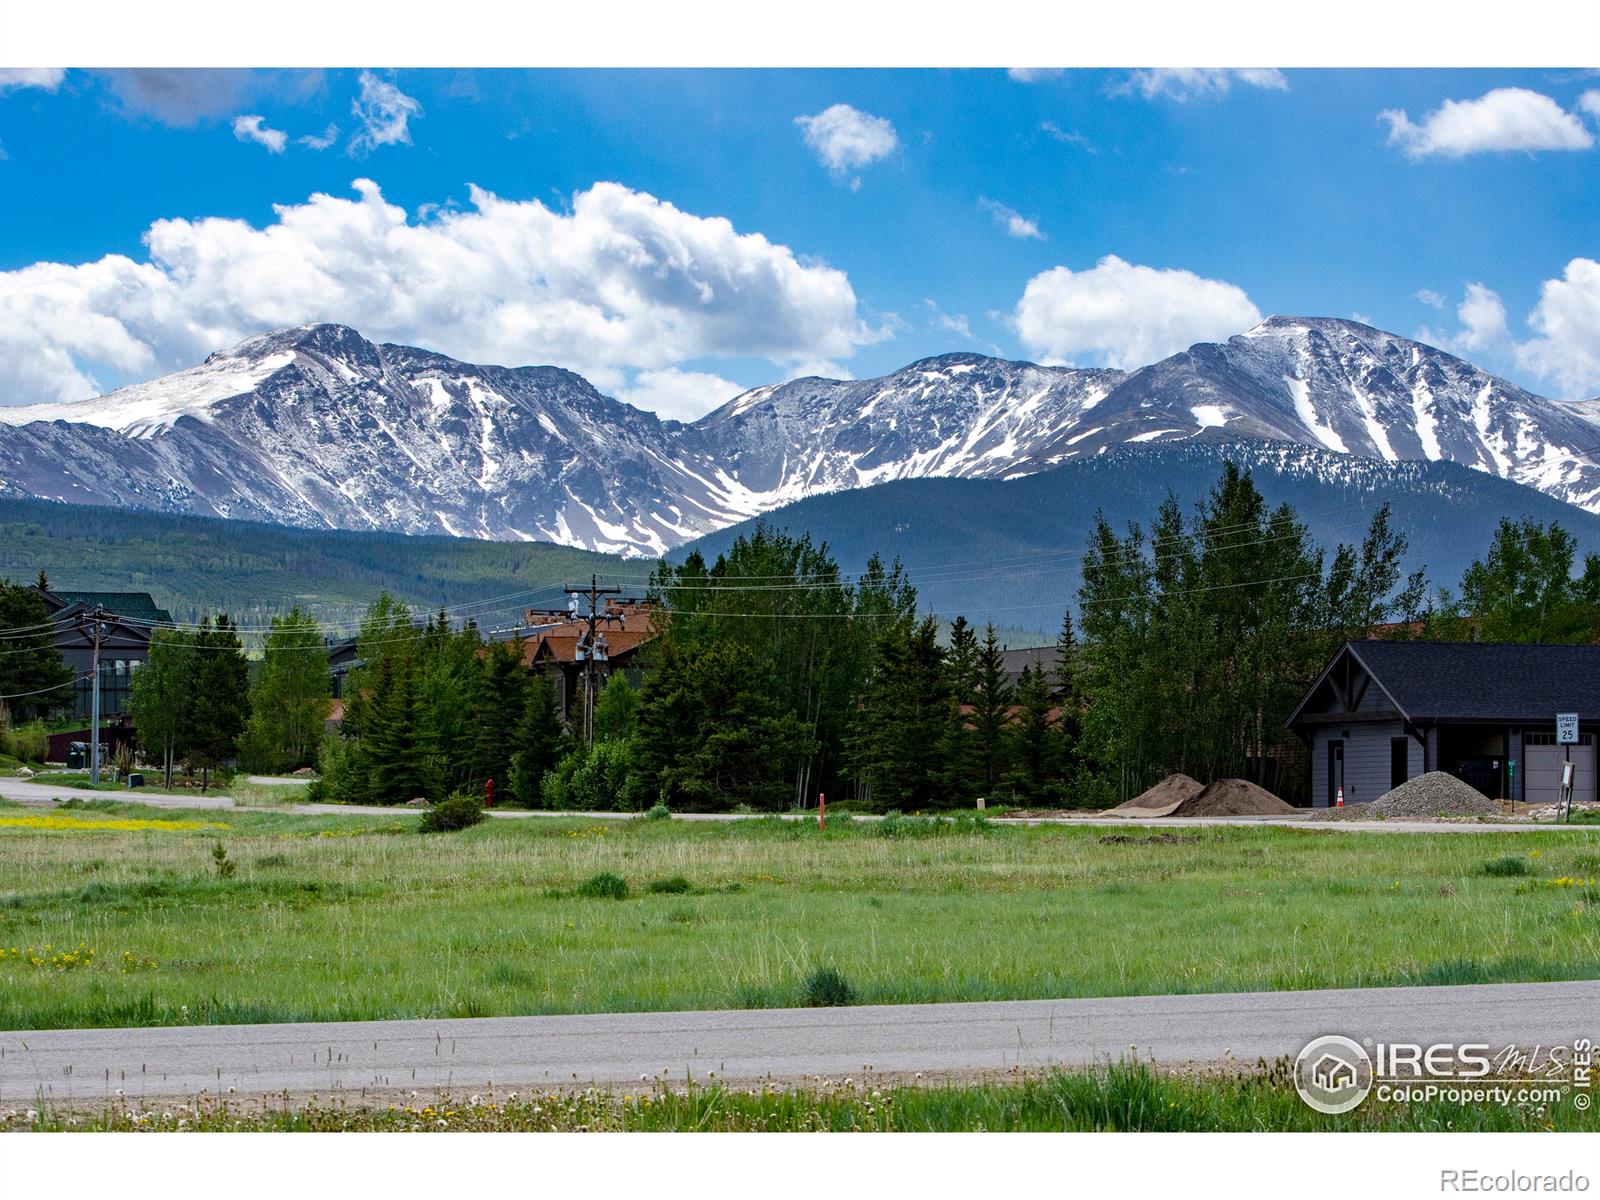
left=0, top=672, right=89, bottom=701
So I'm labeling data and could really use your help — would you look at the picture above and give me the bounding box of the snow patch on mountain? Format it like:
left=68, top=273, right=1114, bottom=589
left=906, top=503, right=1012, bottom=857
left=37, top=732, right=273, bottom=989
left=0, top=349, right=296, bottom=438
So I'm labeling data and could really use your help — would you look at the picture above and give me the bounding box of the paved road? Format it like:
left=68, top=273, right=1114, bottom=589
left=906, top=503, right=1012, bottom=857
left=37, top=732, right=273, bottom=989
left=2, top=775, right=1589, bottom=832
left=2, top=980, right=1593, bottom=1104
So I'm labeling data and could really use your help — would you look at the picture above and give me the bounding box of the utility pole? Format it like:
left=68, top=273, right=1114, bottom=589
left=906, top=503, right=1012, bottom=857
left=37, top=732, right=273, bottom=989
left=77, top=606, right=113, bottom=784
left=563, top=575, right=621, bottom=743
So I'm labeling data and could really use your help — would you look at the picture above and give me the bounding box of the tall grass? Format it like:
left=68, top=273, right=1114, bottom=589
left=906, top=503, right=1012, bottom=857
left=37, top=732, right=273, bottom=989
left=22, top=1063, right=1598, bottom=1132
left=2, top=811, right=1598, bottom=1030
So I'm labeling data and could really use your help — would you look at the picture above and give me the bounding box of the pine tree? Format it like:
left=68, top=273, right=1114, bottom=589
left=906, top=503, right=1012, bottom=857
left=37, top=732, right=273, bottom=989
left=847, top=617, right=953, bottom=810
left=239, top=607, right=330, bottom=773
left=469, top=639, right=528, bottom=788
left=366, top=647, right=441, bottom=803
left=935, top=616, right=980, bottom=805
left=1004, top=662, right=1060, bottom=806
left=627, top=642, right=699, bottom=809
left=1052, top=610, right=1082, bottom=802
left=967, top=624, right=1013, bottom=801
left=417, top=611, right=484, bottom=787
left=0, top=580, right=72, bottom=721
left=946, top=617, right=977, bottom=703
left=509, top=671, right=565, bottom=807
left=632, top=640, right=810, bottom=811
left=186, top=615, right=250, bottom=790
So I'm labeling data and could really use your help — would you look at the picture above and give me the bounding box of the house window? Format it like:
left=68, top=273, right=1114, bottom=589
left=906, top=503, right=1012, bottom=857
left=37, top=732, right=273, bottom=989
left=1525, top=732, right=1596, bottom=748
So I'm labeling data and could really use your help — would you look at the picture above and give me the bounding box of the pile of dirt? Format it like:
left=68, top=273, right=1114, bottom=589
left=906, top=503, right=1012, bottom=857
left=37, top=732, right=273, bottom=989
left=1108, top=773, right=1204, bottom=817
left=1168, top=777, right=1297, bottom=817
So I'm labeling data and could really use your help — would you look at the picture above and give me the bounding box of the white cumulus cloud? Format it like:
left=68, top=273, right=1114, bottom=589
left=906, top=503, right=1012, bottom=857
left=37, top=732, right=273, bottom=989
left=1121, top=69, right=1287, bottom=102
left=1580, top=90, right=1600, bottom=120
left=1415, top=288, right=1446, bottom=309
left=1453, top=282, right=1512, bottom=352
left=1381, top=87, right=1594, bottom=159
left=1013, top=255, right=1262, bottom=369
left=1518, top=258, right=1600, bottom=399
left=795, top=104, right=898, bottom=176
left=0, top=179, right=873, bottom=407
left=350, top=72, right=421, bottom=153
left=616, top=367, right=746, bottom=422
left=0, top=68, right=65, bottom=93
left=1419, top=262, right=1600, bottom=399
left=232, top=115, right=288, bottom=154
left=978, top=197, right=1045, bottom=240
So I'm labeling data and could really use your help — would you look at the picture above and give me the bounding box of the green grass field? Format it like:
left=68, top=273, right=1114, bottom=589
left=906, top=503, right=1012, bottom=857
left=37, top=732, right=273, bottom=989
left=14, top=1062, right=1598, bottom=1132
left=1, top=799, right=1597, bottom=1031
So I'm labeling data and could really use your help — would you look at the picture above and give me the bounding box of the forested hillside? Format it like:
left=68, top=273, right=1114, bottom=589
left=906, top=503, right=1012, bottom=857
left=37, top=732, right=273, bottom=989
left=681, top=443, right=1600, bottom=627
left=0, top=496, right=633, bottom=629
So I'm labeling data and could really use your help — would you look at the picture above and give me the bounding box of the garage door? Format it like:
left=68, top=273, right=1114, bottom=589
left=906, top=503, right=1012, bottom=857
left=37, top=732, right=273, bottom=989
left=1523, top=732, right=1596, bottom=804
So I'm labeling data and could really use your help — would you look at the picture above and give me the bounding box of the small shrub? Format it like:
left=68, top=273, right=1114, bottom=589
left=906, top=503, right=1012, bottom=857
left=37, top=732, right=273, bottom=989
left=873, top=814, right=946, bottom=838
left=419, top=791, right=486, bottom=834
left=647, top=875, right=691, bottom=894
left=1, top=721, right=49, bottom=765
left=210, top=841, right=236, bottom=879
left=568, top=741, right=632, bottom=811
left=645, top=801, right=671, bottom=821
left=254, top=853, right=290, bottom=869
left=541, top=746, right=585, bottom=810
left=1482, top=855, right=1531, bottom=877
left=575, top=871, right=629, bottom=900
left=799, top=965, right=856, bottom=1008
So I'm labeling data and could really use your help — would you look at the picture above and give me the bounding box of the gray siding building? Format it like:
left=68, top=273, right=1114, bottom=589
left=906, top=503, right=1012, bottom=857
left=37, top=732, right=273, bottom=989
left=38, top=588, right=175, bottom=720
left=1287, top=640, right=1600, bottom=808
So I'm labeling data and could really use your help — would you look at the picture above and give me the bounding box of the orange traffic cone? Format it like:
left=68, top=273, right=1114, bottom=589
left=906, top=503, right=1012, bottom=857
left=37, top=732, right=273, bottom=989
left=1336, top=786, right=1344, bottom=808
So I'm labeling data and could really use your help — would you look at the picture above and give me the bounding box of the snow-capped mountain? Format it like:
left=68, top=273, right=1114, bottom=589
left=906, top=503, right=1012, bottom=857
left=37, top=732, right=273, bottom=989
left=0, top=325, right=755, bottom=554
left=1053, top=317, right=1600, bottom=511
left=694, top=354, right=1125, bottom=503
left=1, top=317, right=1597, bottom=555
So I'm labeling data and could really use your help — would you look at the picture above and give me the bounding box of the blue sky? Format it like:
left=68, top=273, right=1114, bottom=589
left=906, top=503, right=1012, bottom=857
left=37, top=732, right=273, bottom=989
left=1, top=67, right=1597, bottom=417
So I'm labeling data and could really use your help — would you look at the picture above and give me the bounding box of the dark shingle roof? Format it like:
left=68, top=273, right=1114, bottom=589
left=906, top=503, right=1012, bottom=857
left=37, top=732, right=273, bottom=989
left=1347, top=640, right=1600, bottom=722
left=999, top=646, right=1060, bottom=684
left=51, top=591, right=174, bottom=627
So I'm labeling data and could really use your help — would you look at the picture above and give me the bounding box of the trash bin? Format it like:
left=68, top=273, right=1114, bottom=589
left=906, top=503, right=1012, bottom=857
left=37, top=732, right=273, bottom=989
left=126, top=772, right=145, bottom=789
left=66, top=742, right=87, bottom=770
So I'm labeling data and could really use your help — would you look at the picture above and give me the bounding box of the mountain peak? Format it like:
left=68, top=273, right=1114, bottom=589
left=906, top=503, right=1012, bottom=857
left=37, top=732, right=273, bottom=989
left=215, top=323, right=378, bottom=365
left=1241, top=314, right=1391, bottom=340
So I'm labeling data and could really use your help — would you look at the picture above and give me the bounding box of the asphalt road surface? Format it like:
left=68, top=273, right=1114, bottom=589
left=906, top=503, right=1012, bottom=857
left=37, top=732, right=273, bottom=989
left=2, top=980, right=1594, bottom=1104
left=0, top=774, right=1588, bottom=832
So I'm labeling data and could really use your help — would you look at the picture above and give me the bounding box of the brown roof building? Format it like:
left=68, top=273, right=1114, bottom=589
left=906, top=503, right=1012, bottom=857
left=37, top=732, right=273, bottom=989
left=514, top=599, right=660, bottom=721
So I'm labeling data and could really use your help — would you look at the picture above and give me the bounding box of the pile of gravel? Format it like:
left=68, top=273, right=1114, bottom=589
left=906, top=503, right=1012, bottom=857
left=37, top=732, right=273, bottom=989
left=1311, top=770, right=1499, bottom=820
